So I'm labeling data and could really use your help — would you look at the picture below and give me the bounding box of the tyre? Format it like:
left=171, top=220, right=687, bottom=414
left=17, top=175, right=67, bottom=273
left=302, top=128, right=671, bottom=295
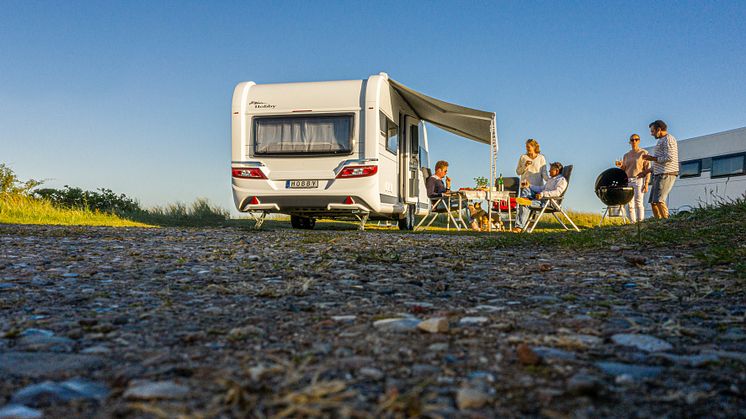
left=290, top=215, right=302, bottom=229
left=398, top=205, right=415, bottom=230
left=301, top=217, right=316, bottom=229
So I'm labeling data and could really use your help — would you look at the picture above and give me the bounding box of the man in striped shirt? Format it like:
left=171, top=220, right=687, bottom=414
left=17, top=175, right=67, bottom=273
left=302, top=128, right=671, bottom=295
left=642, top=120, right=679, bottom=219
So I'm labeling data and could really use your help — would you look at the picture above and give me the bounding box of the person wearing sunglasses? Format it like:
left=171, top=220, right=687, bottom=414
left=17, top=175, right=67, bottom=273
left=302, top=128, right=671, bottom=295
left=615, top=134, right=651, bottom=222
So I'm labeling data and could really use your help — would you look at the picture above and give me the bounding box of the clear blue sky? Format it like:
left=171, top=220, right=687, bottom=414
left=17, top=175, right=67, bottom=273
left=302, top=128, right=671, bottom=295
left=2, top=0, right=745, bottom=213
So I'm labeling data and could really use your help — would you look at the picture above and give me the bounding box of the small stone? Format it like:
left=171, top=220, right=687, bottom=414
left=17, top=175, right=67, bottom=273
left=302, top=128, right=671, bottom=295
left=611, top=334, right=673, bottom=352
left=595, top=361, right=663, bottom=379
left=358, top=367, right=384, bottom=380
left=516, top=344, right=541, bottom=365
left=0, top=352, right=104, bottom=378
left=418, top=317, right=449, bottom=333
left=467, top=305, right=504, bottom=313
left=11, top=379, right=109, bottom=406
left=331, top=315, right=357, bottom=323
left=459, top=317, right=488, bottom=325
left=567, top=373, right=602, bottom=395
left=373, top=318, right=420, bottom=333
left=0, top=404, right=43, bottom=419
left=609, top=245, right=621, bottom=252
left=81, top=345, right=111, bottom=355
left=532, top=347, right=576, bottom=361
left=456, top=387, right=490, bottom=410
left=19, top=329, right=54, bottom=338
left=427, top=343, right=449, bottom=352
left=123, top=380, right=189, bottom=400
left=228, top=326, right=263, bottom=340
left=655, top=353, right=719, bottom=367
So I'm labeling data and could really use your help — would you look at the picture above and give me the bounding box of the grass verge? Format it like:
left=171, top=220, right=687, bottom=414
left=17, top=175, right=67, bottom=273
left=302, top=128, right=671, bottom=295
left=474, top=196, right=746, bottom=278
left=0, top=193, right=151, bottom=227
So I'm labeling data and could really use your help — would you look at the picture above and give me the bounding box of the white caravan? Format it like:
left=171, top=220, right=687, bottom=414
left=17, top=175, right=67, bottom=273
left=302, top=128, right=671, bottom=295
left=648, top=126, right=746, bottom=213
left=230, top=73, right=497, bottom=229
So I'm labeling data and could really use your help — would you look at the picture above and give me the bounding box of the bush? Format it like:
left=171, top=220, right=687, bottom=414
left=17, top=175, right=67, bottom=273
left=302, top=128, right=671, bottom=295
left=0, top=164, right=41, bottom=195
left=34, top=186, right=141, bottom=213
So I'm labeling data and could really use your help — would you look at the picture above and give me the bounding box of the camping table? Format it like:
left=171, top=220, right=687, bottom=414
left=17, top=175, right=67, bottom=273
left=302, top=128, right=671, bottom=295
left=487, top=190, right=513, bottom=231
left=459, top=189, right=511, bottom=232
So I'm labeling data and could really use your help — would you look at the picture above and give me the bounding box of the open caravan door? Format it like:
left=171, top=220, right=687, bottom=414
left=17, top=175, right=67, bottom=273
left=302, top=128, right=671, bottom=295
left=387, top=77, right=499, bottom=217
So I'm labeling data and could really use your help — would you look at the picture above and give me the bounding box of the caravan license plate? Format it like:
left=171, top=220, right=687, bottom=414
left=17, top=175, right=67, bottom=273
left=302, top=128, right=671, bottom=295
left=286, top=180, right=319, bottom=189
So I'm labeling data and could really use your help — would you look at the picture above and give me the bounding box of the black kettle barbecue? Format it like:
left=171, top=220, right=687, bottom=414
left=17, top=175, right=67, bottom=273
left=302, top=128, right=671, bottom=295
left=595, top=168, right=634, bottom=206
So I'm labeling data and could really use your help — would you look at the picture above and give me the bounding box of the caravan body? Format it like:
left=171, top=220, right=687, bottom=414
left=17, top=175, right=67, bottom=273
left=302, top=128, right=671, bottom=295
left=230, top=73, right=496, bottom=228
left=650, top=127, right=746, bottom=213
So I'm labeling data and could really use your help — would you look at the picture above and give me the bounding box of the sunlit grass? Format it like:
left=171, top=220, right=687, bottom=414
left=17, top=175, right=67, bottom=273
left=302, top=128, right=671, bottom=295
left=0, top=193, right=151, bottom=227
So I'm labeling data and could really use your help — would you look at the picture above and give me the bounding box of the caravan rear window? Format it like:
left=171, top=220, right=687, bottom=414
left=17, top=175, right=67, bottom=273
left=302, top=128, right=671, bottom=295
left=253, top=115, right=353, bottom=155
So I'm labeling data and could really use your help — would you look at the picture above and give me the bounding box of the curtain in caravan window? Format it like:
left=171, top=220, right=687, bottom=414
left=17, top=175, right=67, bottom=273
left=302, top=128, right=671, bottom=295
left=254, top=115, right=352, bottom=154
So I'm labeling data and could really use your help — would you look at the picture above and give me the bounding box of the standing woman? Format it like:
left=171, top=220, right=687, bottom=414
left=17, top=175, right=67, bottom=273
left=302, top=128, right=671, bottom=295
left=516, top=138, right=549, bottom=189
left=615, top=134, right=650, bottom=222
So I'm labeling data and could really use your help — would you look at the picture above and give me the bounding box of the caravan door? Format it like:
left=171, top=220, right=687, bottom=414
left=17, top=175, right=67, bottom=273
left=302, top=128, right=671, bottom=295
left=400, top=116, right=421, bottom=204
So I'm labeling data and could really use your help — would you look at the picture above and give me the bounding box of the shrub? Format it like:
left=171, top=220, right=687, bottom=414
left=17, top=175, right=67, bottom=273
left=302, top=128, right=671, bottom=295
left=34, top=186, right=141, bottom=213
left=0, top=164, right=42, bottom=195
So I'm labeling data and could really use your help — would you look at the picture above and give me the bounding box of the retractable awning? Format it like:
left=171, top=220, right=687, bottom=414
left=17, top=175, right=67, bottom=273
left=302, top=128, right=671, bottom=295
left=388, top=77, right=499, bottom=183
left=388, top=78, right=495, bottom=145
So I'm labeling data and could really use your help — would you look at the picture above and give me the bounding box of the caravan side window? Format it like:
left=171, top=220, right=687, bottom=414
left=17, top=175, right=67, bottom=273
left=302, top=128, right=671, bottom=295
left=711, top=154, right=746, bottom=178
left=380, top=112, right=398, bottom=154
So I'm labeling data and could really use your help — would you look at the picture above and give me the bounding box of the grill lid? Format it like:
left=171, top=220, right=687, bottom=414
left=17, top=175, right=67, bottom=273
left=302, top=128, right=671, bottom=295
left=595, top=168, right=628, bottom=191
left=595, top=168, right=634, bottom=206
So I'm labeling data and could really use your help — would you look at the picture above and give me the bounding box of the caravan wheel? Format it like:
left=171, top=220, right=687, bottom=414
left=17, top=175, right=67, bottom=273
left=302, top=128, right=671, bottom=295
left=301, top=217, right=316, bottom=229
left=398, top=205, right=415, bottom=231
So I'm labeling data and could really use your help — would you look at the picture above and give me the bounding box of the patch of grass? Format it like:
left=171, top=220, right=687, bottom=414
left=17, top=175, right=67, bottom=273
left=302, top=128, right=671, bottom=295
left=0, top=193, right=150, bottom=227
left=475, top=196, right=746, bottom=278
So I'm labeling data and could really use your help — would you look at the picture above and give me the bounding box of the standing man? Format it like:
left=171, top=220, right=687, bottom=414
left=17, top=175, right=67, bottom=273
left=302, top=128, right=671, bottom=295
left=616, top=134, right=651, bottom=222
left=642, top=120, right=679, bottom=219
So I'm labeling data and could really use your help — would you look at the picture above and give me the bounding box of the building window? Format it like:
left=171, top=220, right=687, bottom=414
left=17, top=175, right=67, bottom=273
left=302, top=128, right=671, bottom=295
left=380, top=111, right=398, bottom=154
left=711, top=154, right=746, bottom=178
left=679, top=160, right=701, bottom=178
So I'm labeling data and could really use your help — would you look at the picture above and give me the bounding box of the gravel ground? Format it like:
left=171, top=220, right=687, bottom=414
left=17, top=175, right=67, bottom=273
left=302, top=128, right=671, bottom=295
left=0, top=224, right=744, bottom=418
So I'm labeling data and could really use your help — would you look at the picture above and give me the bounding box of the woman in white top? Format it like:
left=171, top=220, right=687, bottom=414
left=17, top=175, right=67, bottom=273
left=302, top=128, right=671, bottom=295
left=516, top=138, right=549, bottom=188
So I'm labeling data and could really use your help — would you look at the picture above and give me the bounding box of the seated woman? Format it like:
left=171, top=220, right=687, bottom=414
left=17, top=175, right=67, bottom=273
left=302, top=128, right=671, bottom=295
left=513, top=162, right=567, bottom=232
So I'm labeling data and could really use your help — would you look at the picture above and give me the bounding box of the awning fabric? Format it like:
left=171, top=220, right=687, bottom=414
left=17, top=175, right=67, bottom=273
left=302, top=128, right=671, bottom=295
left=388, top=79, right=495, bottom=145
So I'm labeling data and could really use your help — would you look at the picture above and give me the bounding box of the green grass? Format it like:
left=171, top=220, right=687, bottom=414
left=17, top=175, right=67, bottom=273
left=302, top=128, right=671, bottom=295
left=0, top=193, right=150, bottom=227
left=474, top=196, right=746, bottom=278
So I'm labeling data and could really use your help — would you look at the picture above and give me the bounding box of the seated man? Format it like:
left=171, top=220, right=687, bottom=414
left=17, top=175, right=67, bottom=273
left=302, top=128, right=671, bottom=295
left=513, top=161, right=567, bottom=232
left=426, top=160, right=461, bottom=212
left=426, top=160, right=451, bottom=198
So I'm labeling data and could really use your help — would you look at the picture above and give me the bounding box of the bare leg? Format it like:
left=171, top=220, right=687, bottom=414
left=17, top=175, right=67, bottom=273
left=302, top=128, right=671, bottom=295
left=659, top=202, right=669, bottom=219
left=651, top=203, right=661, bottom=219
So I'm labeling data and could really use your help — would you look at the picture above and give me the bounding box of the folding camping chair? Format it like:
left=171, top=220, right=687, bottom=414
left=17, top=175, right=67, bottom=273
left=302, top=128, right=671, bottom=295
left=522, top=165, right=580, bottom=233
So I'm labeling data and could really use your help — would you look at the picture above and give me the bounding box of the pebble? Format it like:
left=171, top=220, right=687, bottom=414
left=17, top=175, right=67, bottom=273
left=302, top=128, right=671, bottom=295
left=358, top=367, right=384, bottom=380
left=373, top=318, right=420, bottom=333
left=654, top=353, right=719, bottom=367
left=0, top=352, right=104, bottom=378
left=532, top=346, right=576, bottom=361
left=19, top=329, right=54, bottom=338
left=467, top=305, right=504, bottom=313
left=595, top=361, right=663, bottom=379
left=517, top=344, right=541, bottom=365
left=567, top=373, right=602, bottom=395
left=417, top=317, right=449, bottom=333
left=331, top=315, right=357, bottom=323
left=11, top=378, right=109, bottom=406
left=228, top=325, right=264, bottom=339
left=459, top=317, right=488, bottom=325
left=0, top=405, right=43, bottom=419
left=456, top=387, right=490, bottom=410
left=611, top=333, right=673, bottom=352
left=123, top=380, right=190, bottom=400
